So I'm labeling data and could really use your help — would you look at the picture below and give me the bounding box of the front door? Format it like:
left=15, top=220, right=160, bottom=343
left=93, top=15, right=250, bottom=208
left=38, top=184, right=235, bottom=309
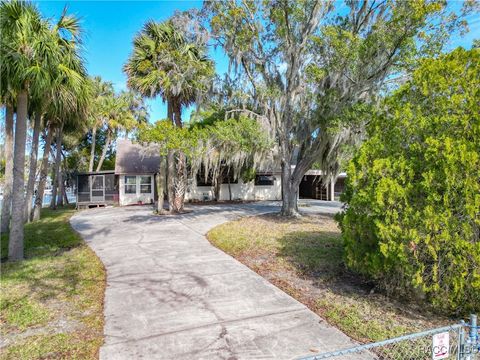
left=91, top=175, right=105, bottom=202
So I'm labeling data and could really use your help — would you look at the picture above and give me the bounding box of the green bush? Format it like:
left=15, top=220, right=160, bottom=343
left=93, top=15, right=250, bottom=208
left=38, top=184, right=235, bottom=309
left=338, top=48, right=480, bottom=315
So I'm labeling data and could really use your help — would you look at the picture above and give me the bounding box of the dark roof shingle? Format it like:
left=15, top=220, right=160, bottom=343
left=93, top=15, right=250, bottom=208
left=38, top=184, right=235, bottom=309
left=114, top=139, right=161, bottom=174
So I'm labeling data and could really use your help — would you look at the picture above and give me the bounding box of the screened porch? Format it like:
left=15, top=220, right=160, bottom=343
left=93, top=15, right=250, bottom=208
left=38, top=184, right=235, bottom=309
left=76, top=171, right=119, bottom=208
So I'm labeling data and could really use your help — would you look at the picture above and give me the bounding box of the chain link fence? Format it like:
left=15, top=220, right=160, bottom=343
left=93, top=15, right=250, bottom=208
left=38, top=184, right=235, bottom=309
left=297, top=314, right=479, bottom=360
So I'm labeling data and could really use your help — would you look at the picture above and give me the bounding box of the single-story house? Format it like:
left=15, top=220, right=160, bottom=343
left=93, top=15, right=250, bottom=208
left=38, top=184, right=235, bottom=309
left=76, top=139, right=345, bottom=208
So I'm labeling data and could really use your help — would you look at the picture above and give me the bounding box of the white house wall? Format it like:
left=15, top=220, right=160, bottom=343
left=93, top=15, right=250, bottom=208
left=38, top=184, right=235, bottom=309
left=186, top=177, right=282, bottom=202
left=119, top=174, right=155, bottom=206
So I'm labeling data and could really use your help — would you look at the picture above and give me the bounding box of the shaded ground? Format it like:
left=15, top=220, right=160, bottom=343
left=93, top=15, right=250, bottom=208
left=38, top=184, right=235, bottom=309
left=0, top=206, right=105, bottom=360
left=207, top=213, right=451, bottom=344
left=70, top=203, right=373, bottom=360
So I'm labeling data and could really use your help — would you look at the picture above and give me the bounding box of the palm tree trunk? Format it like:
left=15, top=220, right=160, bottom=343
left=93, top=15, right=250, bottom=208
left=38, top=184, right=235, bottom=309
left=62, top=155, right=69, bottom=205
left=173, top=151, right=186, bottom=212
left=96, top=130, right=111, bottom=172
left=167, top=150, right=175, bottom=212
left=166, top=101, right=175, bottom=212
left=88, top=125, right=96, bottom=172
left=155, top=156, right=166, bottom=214
left=33, top=125, right=53, bottom=221
left=50, top=125, right=63, bottom=210
left=173, top=102, right=186, bottom=212
left=24, top=112, right=42, bottom=222
left=56, top=161, right=64, bottom=207
left=1, top=104, right=14, bottom=234
left=9, top=89, right=28, bottom=261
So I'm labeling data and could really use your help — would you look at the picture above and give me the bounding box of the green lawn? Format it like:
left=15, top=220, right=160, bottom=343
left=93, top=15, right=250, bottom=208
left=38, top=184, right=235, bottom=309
left=0, top=206, right=105, bottom=360
left=207, top=214, right=447, bottom=344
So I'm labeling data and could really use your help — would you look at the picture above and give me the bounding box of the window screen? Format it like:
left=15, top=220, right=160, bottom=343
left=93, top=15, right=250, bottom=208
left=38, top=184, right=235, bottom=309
left=140, top=176, right=151, bottom=194
left=77, top=175, right=89, bottom=193
left=255, top=174, right=275, bottom=186
left=125, top=176, right=136, bottom=194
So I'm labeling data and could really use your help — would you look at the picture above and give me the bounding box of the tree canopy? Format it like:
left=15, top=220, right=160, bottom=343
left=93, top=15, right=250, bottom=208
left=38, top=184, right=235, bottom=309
left=203, top=0, right=474, bottom=216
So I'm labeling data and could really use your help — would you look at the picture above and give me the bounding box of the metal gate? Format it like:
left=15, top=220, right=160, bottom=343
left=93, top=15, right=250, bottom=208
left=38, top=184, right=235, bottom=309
left=297, top=314, right=479, bottom=360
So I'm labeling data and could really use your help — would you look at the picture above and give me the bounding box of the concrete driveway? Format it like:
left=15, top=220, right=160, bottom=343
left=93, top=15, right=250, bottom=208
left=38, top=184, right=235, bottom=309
left=70, top=201, right=369, bottom=360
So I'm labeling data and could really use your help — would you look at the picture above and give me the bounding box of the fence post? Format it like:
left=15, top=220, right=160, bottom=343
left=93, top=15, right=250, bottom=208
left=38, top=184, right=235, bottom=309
left=470, top=314, right=478, bottom=360
left=462, top=314, right=478, bottom=360
left=458, top=325, right=465, bottom=360
left=469, top=314, right=477, bottom=343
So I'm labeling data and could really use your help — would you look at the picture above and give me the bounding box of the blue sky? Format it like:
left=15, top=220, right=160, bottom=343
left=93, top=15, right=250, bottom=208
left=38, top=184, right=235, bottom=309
left=35, top=1, right=479, bottom=123
left=36, top=1, right=230, bottom=122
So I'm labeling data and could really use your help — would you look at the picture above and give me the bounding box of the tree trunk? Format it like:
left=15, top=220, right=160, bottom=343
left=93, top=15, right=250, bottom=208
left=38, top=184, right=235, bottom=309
left=228, top=179, right=232, bottom=201
left=173, top=151, right=187, bottom=212
left=166, top=101, right=175, bottom=212
left=213, top=173, right=222, bottom=202
left=88, top=125, right=96, bottom=172
left=1, top=104, right=14, bottom=233
left=96, top=130, right=111, bottom=172
left=56, top=162, right=64, bottom=207
left=24, top=112, right=42, bottom=222
left=50, top=126, right=63, bottom=210
left=155, top=156, right=167, bottom=214
left=167, top=150, right=175, bottom=212
left=280, top=160, right=300, bottom=217
left=172, top=101, right=186, bottom=212
left=8, top=89, right=28, bottom=261
left=33, top=125, right=53, bottom=221
left=62, top=183, right=69, bottom=205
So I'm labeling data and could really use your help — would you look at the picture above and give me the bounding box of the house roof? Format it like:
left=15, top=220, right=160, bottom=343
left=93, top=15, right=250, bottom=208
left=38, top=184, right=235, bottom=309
left=76, top=170, right=115, bottom=176
left=114, top=139, right=161, bottom=175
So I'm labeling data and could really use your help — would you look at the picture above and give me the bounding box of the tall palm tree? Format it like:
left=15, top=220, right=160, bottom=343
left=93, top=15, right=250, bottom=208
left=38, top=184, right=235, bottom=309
left=0, top=0, right=46, bottom=260
left=28, top=9, right=86, bottom=218
left=0, top=87, right=15, bottom=234
left=124, top=20, right=214, bottom=212
left=1, top=1, right=87, bottom=259
left=0, top=5, right=18, bottom=234
left=87, top=77, right=114, bottom=172
left=0, top=102, right=14, bottom=233
left=24, top=109, right=42, bottom=222
left=50, top=79, right=90, bottom=210
left=32, top=123, right=53, bottom=221
left=95, top=92, right=133, bottom=171
left=122, top=90, right=148, bottom=138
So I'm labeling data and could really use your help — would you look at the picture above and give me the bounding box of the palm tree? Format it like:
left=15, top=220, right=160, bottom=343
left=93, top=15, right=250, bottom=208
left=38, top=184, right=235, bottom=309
left=1, top=1, right=87, bottom=259
left=0, top=6, right=18, bottom=234
left=122, top=90, right=148, bottom=138
left=0, top=101, right=14, bottom=233
left=24, top=108, right=42, bottom=222
left=124, top=20, right=214, bottom=212
left=95, top=92, right=133, bottom=171
left=0, top=0, right=46, bottom=260
left=87, top=77, right=114, bottom=172
left=32, top=122, right=53, bottom=221
left=26, top=9, right=87, bottom=213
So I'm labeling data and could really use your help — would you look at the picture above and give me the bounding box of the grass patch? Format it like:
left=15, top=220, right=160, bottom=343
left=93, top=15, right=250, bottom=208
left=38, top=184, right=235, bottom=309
left=0, top=206, right=105, bottom=359
left=208, top=214, right=449, bottom=345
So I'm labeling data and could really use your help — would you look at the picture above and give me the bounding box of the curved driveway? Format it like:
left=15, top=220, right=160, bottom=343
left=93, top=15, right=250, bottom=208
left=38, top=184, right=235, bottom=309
left=71, top=201, right=369, bottom=360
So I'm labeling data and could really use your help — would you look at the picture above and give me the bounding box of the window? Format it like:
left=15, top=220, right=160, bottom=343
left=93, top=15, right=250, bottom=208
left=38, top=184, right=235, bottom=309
left=255, top=174, right=275, bottom=186
left=125, top=176, right=136, bottom=194
left=140, top=176, right=152, bottom=194
left=196, top=168, right=213, bottom=186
